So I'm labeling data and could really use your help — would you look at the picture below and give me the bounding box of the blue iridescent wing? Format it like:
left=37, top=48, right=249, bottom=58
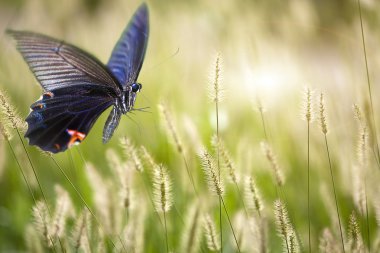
left=8, top=30, right=121, bottom=153
left=107, top=3, right=149, bottom=86
left=25, top=87, right=114, bottom=153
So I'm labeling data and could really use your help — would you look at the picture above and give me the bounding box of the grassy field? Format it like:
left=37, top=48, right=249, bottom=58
left=1, top=0, right=380, bottom=252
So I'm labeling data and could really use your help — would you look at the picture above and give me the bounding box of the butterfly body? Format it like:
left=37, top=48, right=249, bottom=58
left=8, top=3, right=149, bottom=153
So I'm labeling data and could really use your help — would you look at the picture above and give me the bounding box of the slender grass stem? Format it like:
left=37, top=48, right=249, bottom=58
left=323, top=135, right=345, bottom=253
left=365, top=179, right=371, bottom=252
left=5, top=139, right=58, bottom=252
left=216, top=97, right=223, bottom=253
left=307, top=122, right=311, bottom=253
left=14, top=128, right=65, bottom=252
left=220, top=197, right=241, bottom=253
left=163, top=210, right=169, bottom=253
left=259, top=107, right=268, bottom=141
left=182, top=154, right=198, bottom=196
left=357, top=0, right=380, bottom=170
left=234, top=182, right=249, bottom=218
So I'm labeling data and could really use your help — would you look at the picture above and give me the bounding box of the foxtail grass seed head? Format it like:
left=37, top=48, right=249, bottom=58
left=211, top=135, right=238, bottom=184
left=209, top=54, right=223, bottom=104
left=32, top=201, right=51, bottom=247
left=199, top=149, right=224, bottom=196
left=152, top=164, right=173, bottom=213
left=302, top=87, right=314, bottom=123
left=347, top=211, right=364, bottom=252
left=158, top=102, right=183, bottom=153
left=204, top=214, right=221, bottom=251
left=319, top=93, right=328, bottom=134
left=353, top=104, right=366, bottom=127
left=0, top=90, right=26, bottom=131
left=274, top=199, right=298, bottom=253
left=0, top=120, right=11, bottom=140
left=25, top=225, right=43, bottom=253
left=319, top=228, right=340, bottom=253
left=120, top=137, right=143, bottom=172
left=71, top=209, right=91, bottom=253
left=181, top=204, right=202, bottom=253
left=140, top=145, right=156, bottom=170
left=123, top=201, right=146, bottom=253
left=245, top=176, right=263, bottom=215
left=352, top=166, right=366, bottom=215
left=261, top=142, right=285, bottom=187
left=51, top=185, right=74, bottom=241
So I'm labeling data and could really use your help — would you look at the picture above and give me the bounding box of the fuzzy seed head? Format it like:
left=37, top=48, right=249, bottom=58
left=209, top=54, right=223, bottom=104
left=199, top=149, right=224, bottom=196
left=140, top=146, right=156, bottom=170
left=0, top=90, right=26, bottom=131
left=153, top=164, right=173, bottom=213
left=120, top=137, right=143, bottom=172
left=32, top=201, right=51, bottom=247
left=319, top=93, right=328, bottom=134
left=181, top=204, right=202, bottom=253
left=245, top=176, right=263, bottom=215
left=71, top=209, right=91, bottom=253
left=51, top=185, right=74, bottom=242
left=319, top=228, right=340, bottom=253
left=0, top=120, right=11, bottom=140
left=261, top=142, right=285, bottom=186
left=204, top=214, right=220, bottom=251
left=348, top=211, right=364, bottom=252
left=158, top=102, right=183, bottom=153
left=211, top=135, right=237, bottom=184
left=302, top=87, right=314, bottom=123
left=274, top=199, right=298, bottom=252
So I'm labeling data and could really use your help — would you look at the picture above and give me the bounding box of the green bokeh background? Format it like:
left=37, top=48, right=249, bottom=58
left=1, top=0, right=380, bottom=252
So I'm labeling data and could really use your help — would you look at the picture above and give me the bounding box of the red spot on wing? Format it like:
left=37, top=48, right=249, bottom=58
left=66, top=129, right=86, bottom=148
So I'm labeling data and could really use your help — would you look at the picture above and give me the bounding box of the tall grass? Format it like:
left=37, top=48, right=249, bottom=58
left=2, top=0, right=380, bottom=252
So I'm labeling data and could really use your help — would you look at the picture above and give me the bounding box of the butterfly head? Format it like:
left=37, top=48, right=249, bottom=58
left=120, top=82, right=142, bottom=113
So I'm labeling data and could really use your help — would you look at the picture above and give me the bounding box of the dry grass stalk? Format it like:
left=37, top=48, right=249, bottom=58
left=209, top=53, right=223, bottom=104
left=261, top=142, right=285, bottom=187
left=140, top=145, right=156, bottom=170
left=0, top=90, right=25, bottom=131
left=302, top=87, right=314, bottom=123
left=347, top=211, right=364, bottom=252
left=32, top=201, right=51, bottom=247
left=199, top=149, right=224, bottom=197
left=319, top=93, right=328, bottom=134
left=274, top=199, right=299, bottom=253
left=181, top=204, right=202, bottom=253
left=245, top=176, right=263, bottom=216
left=120, top=137, right=143, bottom=172
left=71, top=209, right=91, bottom=253
left=204, top=214, right=221, bottom=251
left=51, top=185, right=73, bottom=243
left=152, top=164, right=172, bottom=213
left=319, top=228, right=341, bottom=253
left=212, top=135, right=238, bottom=184
left=158, top=102, right=183, bottom=153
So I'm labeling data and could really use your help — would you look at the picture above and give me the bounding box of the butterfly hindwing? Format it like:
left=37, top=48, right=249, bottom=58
left=107, top=3, right=149, bottom=86
left=25, top=86, right=114, bottom=153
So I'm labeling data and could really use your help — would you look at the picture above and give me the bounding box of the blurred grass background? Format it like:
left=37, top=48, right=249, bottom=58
left=1, top=0, right=380, bottom=252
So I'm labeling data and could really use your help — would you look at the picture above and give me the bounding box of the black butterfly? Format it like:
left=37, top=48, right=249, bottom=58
left=7, top=3, right=149, bottom=153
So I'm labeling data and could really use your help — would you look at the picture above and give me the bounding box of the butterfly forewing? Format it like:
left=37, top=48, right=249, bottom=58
left=7, top=30, right=122, bottom=95
left=107, top=3, right=149, bottom=86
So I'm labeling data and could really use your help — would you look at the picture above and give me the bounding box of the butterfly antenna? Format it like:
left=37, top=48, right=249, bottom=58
left=145, top=47, right=180, bottom=71
left=126, top=113, right=143, bottom=136
left=132, top=106, right=152, bottom=113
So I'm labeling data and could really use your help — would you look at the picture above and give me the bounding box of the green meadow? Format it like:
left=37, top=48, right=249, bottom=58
left=0, top=0, right=380, bottom=252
